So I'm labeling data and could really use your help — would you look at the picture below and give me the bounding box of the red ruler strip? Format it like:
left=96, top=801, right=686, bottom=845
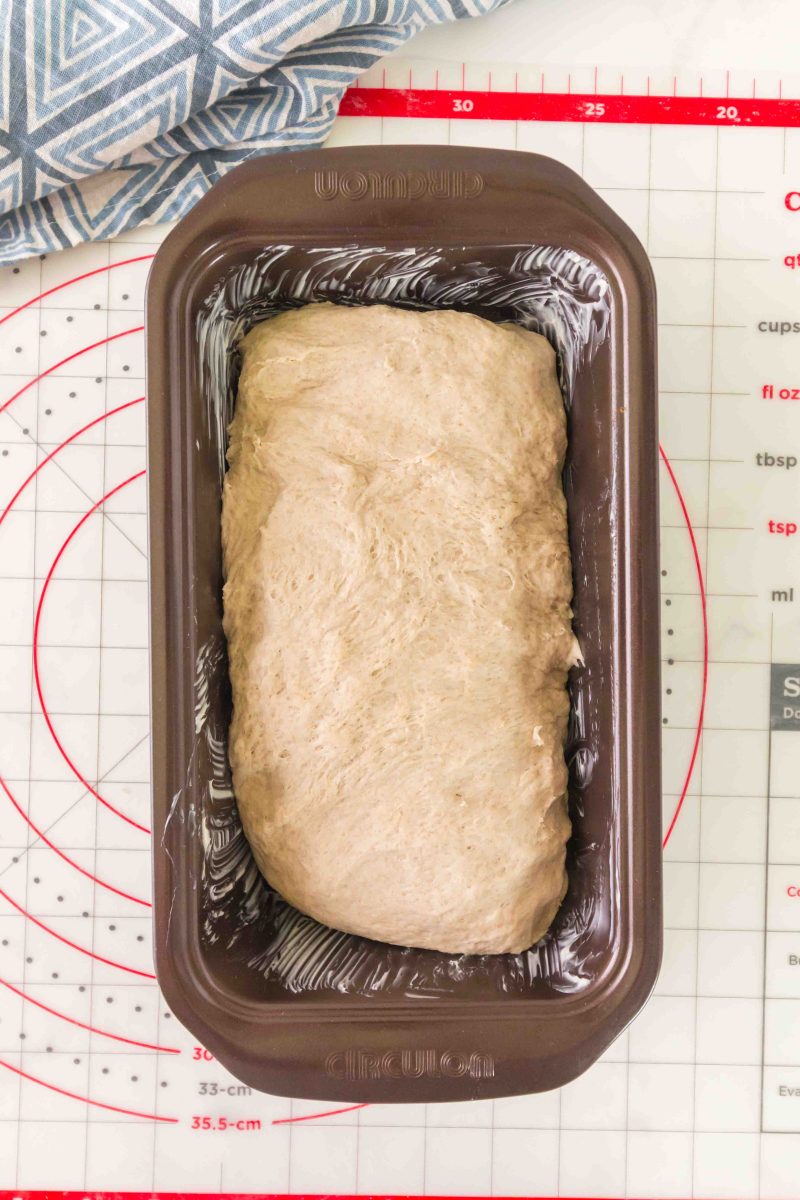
left=0, top=1194, right=711, bottom=1200
left=340, top=87, right=800, bottom=127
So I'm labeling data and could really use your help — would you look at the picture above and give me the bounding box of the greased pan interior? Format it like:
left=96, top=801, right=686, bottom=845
left=146, top=145, right=661, bottom=1101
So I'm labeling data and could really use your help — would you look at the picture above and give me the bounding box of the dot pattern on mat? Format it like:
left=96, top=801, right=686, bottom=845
left=0, top=258, right=164, bottom=1101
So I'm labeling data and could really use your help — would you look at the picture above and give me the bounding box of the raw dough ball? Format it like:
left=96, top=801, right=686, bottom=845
left=222, top=303, right=574, bottom=955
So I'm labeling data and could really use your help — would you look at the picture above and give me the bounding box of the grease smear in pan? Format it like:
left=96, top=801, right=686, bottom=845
left=188, top=243, right=612, bottom=996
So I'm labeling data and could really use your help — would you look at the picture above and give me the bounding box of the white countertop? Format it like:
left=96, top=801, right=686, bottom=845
left=413, top=0, right=799, bottom=72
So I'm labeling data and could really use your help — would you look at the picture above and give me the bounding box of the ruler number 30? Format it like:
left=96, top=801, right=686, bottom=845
left=453, top=98, right=474, bottom=113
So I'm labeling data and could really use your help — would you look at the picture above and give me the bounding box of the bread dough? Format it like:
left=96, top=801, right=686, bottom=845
left=222, top=303, right=574, bottom=955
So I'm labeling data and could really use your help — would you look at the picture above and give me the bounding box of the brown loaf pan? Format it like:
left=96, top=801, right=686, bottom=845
left=146, top=145, right=661, bottom=1102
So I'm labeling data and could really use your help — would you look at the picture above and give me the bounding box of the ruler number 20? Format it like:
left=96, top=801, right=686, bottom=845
left=716, top=104, right=739, bottom=120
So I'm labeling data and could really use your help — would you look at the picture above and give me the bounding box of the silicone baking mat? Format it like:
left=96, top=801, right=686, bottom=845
left=0, top=55, right=799, bottom=1199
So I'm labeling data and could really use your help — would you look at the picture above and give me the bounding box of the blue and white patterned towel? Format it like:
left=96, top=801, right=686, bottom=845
left=0, top=0, right=509, bottom=264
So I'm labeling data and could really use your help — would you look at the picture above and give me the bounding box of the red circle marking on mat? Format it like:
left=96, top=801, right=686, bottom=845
left=659, top=444, right=708, bottom=849
left=0, top=266, right=703, bottom=1083
left=272, top=1103, right=369, bottom=1125
left=0, top=775, right=149, bottom=906
left=0, top=397, right=145, bottom=529
left=0, top=886, right=156, bottom=978
left=0, top=1055, right=176, bottom=1122
left=0, top=402, right=150, bottom=899
left=0, top=326, right=143, bottom=417
left=0, top=255, right=156, bottom=328
left=32, top=471, right=151, bottom=836
left=0, top=975, right=178, bottom=1053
